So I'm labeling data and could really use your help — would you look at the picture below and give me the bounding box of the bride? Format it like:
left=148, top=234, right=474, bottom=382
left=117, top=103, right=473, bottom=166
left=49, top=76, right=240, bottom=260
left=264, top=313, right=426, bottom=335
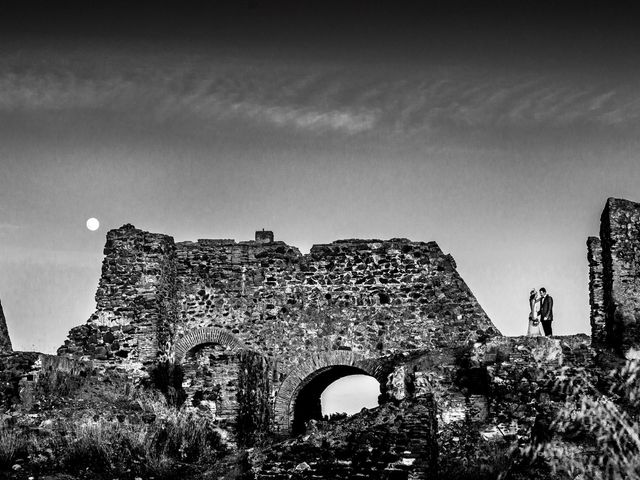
left=527, top=288, right=543, bottom=336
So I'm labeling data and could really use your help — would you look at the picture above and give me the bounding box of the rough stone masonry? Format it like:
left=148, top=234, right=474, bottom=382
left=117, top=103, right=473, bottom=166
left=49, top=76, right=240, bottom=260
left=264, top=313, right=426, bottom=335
left=589, top=197, right=640, bottom=354
left=57, top=225, right=499, bottom=435
left=0, top=296, right=12, bottom=353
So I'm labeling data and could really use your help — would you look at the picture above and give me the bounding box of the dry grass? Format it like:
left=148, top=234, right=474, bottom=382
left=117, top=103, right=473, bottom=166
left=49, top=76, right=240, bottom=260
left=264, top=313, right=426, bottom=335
left=0, top=395, right=226, bottom=478
left=519, top=353, right=640, bottom=480
left=0, top=426, right=26, bottom=468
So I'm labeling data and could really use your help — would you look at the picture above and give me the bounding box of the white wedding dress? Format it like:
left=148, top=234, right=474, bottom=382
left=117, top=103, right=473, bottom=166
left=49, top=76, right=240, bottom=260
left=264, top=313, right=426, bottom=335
left=527, top=294, right=544, bottom=336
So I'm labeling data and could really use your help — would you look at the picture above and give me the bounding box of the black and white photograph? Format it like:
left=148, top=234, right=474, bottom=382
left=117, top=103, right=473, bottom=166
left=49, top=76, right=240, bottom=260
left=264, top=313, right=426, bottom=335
left=1, top=2, right=640, bottom=479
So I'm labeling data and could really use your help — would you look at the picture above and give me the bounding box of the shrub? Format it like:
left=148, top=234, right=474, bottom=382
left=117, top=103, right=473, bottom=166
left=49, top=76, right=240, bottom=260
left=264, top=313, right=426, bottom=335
left=60, top=418, right=147, bottom=474
left=520, top=355, right=640, bottom=480
left=0, top=397, right=227, bottom=478
left=0, top=426, right=26, bottom=468
left=146, top=358, right=187, bottom=407
left=148, top=408, right=226, bottom=464
left=439, top=422, right=514, bottom=480
left=58, top=406, right=225, bottom=475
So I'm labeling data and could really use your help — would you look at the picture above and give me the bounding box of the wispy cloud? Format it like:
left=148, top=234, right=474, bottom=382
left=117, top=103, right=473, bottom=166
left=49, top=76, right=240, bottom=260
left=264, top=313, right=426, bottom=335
left=228, top=102, right=376, bottom=134
left=1, top=53, right=639, bottom=138
left=0, top=57, right=379, bottom=135
left=0, top=223, right=22, bottom=232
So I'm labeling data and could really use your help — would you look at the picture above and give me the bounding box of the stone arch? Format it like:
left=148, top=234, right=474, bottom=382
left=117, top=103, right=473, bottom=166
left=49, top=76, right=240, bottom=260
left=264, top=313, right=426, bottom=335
left=172, top=327, right=248, bottom=362
left=274, top=351, right=385, bottom=434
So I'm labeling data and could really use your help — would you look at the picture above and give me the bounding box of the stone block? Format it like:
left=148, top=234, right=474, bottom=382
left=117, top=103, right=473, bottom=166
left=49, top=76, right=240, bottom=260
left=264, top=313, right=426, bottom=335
left=0, top=298, right=12, bottom=353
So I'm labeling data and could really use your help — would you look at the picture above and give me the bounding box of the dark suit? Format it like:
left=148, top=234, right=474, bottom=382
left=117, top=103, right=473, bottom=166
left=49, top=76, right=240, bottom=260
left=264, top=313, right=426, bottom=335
left=539, top=294, right=553, bottom=336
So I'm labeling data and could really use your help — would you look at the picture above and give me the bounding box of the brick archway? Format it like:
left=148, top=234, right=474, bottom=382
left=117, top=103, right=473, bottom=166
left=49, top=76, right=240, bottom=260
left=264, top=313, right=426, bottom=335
left=273, top=351, right=384, bottom=434
left=172, top=327, right=248, bottom=362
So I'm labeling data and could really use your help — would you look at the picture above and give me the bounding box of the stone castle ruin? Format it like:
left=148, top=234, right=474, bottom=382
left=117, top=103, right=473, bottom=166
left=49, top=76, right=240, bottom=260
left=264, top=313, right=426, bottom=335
left=1, top=196, right=640, bottom=478
left=56, top=225, right=498, bottom=436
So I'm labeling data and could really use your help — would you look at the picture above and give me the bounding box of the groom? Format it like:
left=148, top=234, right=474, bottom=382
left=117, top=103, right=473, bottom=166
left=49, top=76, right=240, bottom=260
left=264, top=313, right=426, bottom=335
left=538, top=287, right=554, bottom=336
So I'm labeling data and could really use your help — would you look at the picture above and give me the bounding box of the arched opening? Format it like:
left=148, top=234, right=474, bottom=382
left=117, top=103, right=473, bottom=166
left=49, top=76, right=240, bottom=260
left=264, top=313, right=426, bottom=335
left=291, top=366, right=380, bottom=434
left=182, top=342, right=240, bottom=424
left=321, top=374, right=380, bottom=417
left=172, top=326, right=246, bottom=362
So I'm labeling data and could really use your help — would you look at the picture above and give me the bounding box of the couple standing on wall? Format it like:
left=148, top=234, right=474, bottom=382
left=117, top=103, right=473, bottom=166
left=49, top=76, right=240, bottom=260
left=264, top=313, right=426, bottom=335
left=528, top=287, right=554, bottom=336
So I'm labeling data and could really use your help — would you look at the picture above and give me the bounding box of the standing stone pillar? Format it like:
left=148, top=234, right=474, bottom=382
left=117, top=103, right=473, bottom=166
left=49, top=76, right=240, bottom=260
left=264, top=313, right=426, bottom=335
left=587, top=237, right=606, bottom=346
left=0, top=297, right=12, bottom=353
left=599, top=198, right=640, bottom=353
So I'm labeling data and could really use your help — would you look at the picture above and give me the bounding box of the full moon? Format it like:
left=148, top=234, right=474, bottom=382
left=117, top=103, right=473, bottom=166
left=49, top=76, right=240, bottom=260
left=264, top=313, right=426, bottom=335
left=86, top=218, right=100, bottom=231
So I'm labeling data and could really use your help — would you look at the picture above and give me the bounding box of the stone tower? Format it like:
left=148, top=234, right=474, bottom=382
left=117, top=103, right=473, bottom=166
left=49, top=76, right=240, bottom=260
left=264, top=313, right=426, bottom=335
left=0, top=296, right=13, bottom=353
left=255, top=229, right=274, bottom=244
left=589, top=197, right=640, bottom=353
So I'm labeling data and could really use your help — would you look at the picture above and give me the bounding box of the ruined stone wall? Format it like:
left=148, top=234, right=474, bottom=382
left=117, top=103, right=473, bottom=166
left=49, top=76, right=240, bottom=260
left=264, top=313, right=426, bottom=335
left=247, top=395, right=438, bottom=480
left=59, top=224, right=177, bottom=371
left=61, top=226, right=497, bottom=373
left=236, top=351, right=273, bottom=447
left=0, top=296, right=12, bottom=353
left=378, top=346, right=483, bottom=428
left=369, top=335, right=593, bottom=445
left=173, top=238, right=301, bottom=360
left=0, top=353, right=99, bottom=413
left=474, top=335, right=594, bottom=442
left=587, top=237, right=606, bottom=345
left=0, top=351, right=39, bottom=410
left=59, top=225, right=500, bottom=440
left=250, top=334, right=596, bottom=478
left=182, top=344, right=241, bottom=430
left=172, top=236, right=498, bottom=376
left=597, top=198, right=640, bottom=352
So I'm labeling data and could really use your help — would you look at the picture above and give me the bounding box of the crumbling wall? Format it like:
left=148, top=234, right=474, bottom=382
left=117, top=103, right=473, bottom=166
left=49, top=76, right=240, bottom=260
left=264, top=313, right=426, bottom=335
left=596, top=198, right=640, bottom=352
left=475, top=335, right=594, bottom=441
left=236, top=351, right=273, bottom=447
left=587, top=237, right=606, bottom=345
left=244, top=329, right=594, bottom=480
left=0, top=353, right=100, bottom=413
left=172, top=237, right=301, bottom=359
left=58, top=224, right=177, bottom=371
left=61, top=226, right=498, bottom=381
left=0, top=351, right=39, bottom=410
left=59, top=226, right=501, bottom=442
left=247, top=395, right=438, bottom=480
left=182, top=344, right=242, bottom=428
left=0, top=296, right=12, bottom=353
left=367, top=335, right=595, bottom=477
left=172, top=236, right=498, bottom=376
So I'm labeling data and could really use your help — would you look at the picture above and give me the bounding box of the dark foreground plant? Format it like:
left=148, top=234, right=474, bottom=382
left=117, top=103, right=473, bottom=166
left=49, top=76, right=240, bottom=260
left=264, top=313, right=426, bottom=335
left=519, top=354, right=640, bottom=480
left=1, top=397, right=227, bottom=478
left=0, top=426, right=26, bottom=468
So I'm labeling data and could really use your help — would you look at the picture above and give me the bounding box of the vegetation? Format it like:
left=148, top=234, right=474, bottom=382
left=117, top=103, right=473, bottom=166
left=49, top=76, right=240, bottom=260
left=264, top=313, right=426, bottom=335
left=146, top=357, right=187, bottom=407
left=440, top=351, right=640, bottom=480
left=236, top=351, right=272, bottom=448
left=516, top=353, right=640, bottom=480
left=323, top=412, right=348, bottom=422
left=0, top=393, right=227, bottom=479
left=0, top=426, right=26, bottom=469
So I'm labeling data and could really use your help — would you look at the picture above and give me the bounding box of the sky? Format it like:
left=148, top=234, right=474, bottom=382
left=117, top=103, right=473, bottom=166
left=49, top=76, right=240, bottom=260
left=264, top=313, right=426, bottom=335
left=1, top=2, right=640, bottom=359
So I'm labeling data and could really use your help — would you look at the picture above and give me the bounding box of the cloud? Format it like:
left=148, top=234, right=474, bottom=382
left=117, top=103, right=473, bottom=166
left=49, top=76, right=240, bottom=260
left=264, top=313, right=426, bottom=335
left=0, top=223, right=22, bottom=232
left=0, top=56, right=379, bottom=135
left=228, top=101, right=376, bottom=134
left=381, top=72, right=639, bottom=135
left=0, top=52, right=639, bottom=139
